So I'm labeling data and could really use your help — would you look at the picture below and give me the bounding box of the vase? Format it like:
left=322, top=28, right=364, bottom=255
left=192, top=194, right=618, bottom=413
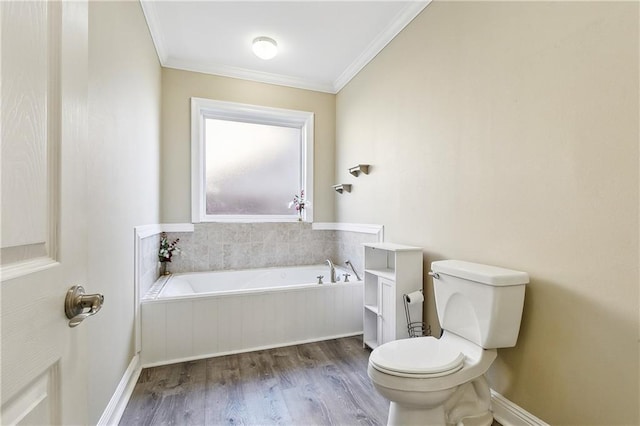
left=160, top=262, right=169, bottom=276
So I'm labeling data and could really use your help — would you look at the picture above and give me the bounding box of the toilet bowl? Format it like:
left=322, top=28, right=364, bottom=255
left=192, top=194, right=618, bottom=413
left=368, top=332, right=496, bottom=426
left=367, top=260, right=529, bottom=426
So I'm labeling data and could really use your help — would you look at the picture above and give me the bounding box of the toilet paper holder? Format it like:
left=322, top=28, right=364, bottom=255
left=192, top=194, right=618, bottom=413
left=403, top=289, right=430, bottom=338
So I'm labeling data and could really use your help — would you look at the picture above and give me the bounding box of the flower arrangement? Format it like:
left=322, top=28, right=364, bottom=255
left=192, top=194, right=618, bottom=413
left=158, top=232, right=180, bottom=263
left=288, top=189, right=309, bottom=220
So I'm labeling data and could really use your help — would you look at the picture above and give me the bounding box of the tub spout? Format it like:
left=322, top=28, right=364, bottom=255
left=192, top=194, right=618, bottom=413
left=326, top=259, right=337, bottom=283
left=345, top=260, right=361, bottom=281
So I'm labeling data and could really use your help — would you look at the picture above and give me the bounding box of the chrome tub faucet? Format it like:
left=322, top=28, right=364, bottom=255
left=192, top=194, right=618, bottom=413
left=326, top=259, right=338, bottom=283
left=345, top=260, right=361, bottom=281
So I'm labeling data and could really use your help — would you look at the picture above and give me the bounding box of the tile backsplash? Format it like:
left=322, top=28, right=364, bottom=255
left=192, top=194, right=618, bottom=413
left=159, top=222, right=378, bottom=277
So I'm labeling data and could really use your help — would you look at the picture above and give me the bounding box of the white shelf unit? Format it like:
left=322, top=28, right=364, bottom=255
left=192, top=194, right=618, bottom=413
left=362, top=242, right=423, bottom=349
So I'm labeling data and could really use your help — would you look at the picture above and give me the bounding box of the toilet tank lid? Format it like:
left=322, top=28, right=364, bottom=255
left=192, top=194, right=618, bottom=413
left=431, top=260, right=529, bottom=286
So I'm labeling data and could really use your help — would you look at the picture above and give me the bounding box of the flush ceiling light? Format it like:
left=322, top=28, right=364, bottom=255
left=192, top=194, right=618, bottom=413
left=252, top=36, right=278, bottom=60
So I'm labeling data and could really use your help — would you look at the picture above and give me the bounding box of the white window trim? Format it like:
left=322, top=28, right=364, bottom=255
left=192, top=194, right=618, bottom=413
left=191, top=97, right=314, bottom=223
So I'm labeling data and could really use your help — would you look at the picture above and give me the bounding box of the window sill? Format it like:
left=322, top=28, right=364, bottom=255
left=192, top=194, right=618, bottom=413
left=196, top=217, right=310, bottom=224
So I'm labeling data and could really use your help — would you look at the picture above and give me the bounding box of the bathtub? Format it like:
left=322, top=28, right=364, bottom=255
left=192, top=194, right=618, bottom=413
left=141, top=264, right=363, bottom=366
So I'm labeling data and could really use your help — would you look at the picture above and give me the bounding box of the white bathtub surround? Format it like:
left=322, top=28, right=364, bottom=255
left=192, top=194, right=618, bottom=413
left=134, top=222, right=383, bottom=364
left=139, top=235, right=162, bottom=294
left=133, top=222, right=379, bottom=362
left=134, top=224, right=195, bottom=300
left=140, top=265, right=363, bottom=366
left=133, top=223, right=194, bottom=354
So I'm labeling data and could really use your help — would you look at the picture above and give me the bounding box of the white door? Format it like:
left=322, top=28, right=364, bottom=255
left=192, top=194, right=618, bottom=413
left=1, top=1, right=90, bottom=424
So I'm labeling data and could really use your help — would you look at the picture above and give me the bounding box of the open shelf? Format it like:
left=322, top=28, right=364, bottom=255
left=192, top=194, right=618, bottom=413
left=364, top=268, right=395, bottom=280
left=362, top=242, right=423, bottom=348
left=364, top=304, right=379, bottom=315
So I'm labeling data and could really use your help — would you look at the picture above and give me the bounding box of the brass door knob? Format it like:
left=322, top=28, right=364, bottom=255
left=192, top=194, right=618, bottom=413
left=64, top=285, right=104, bottom=328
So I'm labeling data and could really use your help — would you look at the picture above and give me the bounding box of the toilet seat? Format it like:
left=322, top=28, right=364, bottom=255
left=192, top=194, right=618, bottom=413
left=369, top=336, right=466, bottom=378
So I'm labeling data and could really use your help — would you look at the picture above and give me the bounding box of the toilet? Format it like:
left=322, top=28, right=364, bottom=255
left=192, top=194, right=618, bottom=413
left=368, top=260, right=529, bottom=426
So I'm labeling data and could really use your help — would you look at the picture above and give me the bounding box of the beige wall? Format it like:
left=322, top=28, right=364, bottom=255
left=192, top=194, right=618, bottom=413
left=336, top=2, right=639, bottom=424
left=160, top=69, right=336, bottom=222
left=88, top=2, right=161, bottom=423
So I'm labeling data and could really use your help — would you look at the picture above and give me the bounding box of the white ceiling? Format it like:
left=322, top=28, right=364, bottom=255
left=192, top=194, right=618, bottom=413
left=141, top=1, right=429, bottom=94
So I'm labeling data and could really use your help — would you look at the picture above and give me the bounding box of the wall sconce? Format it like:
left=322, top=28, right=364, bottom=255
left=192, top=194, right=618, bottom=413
left=348, top=164, right=370, bottom=177
left=332, top=184, right=352, bottom=194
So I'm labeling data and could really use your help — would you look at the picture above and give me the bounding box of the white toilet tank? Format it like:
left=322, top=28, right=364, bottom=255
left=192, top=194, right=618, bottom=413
left=431, top=260, right=529, bottom=349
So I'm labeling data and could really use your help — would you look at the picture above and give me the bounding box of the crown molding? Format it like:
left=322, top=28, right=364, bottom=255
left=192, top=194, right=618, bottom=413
left=141, top=0, right=430, bottom=94
left=139, top=1, right=168, bottom=64
left=333, top=1, right=430, bottom=92
left=163, top=60, right=336, bottom=94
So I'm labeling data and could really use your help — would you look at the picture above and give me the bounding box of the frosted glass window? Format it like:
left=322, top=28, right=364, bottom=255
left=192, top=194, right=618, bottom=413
left=205, top=119, right=300, bottom=215
left=191, top=97, right=314, bottom=223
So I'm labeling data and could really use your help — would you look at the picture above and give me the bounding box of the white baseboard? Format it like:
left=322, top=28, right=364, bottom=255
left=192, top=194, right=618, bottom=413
left=97, top=355, right=142, bottom=426
left=491, top=390, right=549, bottom=426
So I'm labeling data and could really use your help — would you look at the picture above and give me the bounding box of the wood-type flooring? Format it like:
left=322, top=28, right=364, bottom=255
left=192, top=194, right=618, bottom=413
left=120, top=336, right=389, bottom=425
left=120, top=336, right=502, bottom=426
